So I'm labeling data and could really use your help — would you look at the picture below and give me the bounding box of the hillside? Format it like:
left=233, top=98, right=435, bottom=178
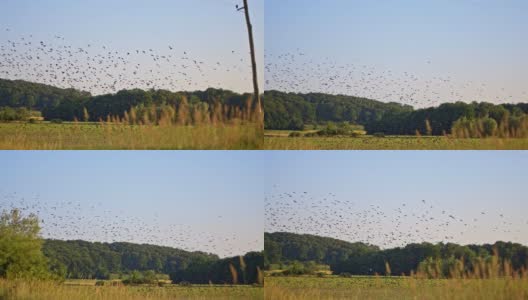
left=264, top=232, right=379, bottom=266
left=43, top=239, right=263, bottom=284
left=264, top=90, right=413, bottom=130
left=264, top=90, right=528, bottom=136
left=265, top=232, right=528, bottom=276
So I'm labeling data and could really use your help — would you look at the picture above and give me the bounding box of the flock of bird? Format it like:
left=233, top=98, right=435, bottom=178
left=0, top=192, right=261, bottom=258
left=1, top=28, right=253, bottom=95
left=265, top=187, right=527, bottom=249
left=265, top=50, right=528, bottom=108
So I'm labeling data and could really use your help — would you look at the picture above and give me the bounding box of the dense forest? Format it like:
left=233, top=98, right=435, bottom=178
left=265, top=232, right=528, bottom=277
left=264, top=90, right=528, bottom=136
left=366, top=101, right=528, bottom=136
left=43, top=239, right=263, bottom=284
left=264, top=90, right=412, bottom=130
left=0, top=78, right=254, bottom=122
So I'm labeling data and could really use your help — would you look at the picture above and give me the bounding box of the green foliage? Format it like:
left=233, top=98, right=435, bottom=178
left=264, top=232, right=379, bottom=268
left=0, top=107, right=30, bottom=121
left=316, top=122, right=361, bottom=137
left=366, top=101, right=528, bottom=136
left=0, top=79, right=254, bottom=122
left=42, top=240, right=263, bottom=285
left=170, top=252, right=263, bottom=285
left=0, top=209, right=52, bottom=280
left=264, top=90, right=412, bottom=130
left=121, top=270, right=160, bottom=285
left=0, top=79, right=90, bottom=112
left=265, top=232, right=528, bottom=278
left=42, top=240, right=219, bottom=280
left=280, top=261, right=322, bottom=276
left=482, top=117, right=498, bottom=137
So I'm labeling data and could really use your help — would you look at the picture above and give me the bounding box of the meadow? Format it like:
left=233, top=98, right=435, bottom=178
left=0, top=280, right=263, bottom=300
left=264, top=131, right=528, bottom=150
left=0, top=122, right=263, bottom=150
left=265, top=275, right=528, bottom=300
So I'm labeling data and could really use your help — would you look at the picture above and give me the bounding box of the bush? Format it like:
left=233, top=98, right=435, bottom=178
left=373, top=132, right=385, bottom=138
left=289, top=132, right=302, bottom=138
left=340, top=272, right=352, bottom=278
left=482, top=117, right=497, bottom=137
left=179, top=281, right=192, bottom=287
left=95, top=281, right=105, bottom=286
left=50, top=119, right=63, bottom=124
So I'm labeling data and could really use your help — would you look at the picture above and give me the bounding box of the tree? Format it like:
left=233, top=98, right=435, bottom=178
left=0, top=209, right=51, bottom=279
left=482, top=117, right=497, bottom=137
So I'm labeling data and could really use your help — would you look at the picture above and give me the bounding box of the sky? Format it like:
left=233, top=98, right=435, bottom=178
left=265, top=0, right=528, bottom=107
left=0, top=151, right=264, bottom=258
left=0, top=0, right=264, bottom=94
left=264, top=151, right=528, bottom=248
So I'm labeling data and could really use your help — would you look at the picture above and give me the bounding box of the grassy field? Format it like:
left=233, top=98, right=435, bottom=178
left=0, top=279, right=263, bottom=300
left=0, top=122, right=263, bottom=150
left=264, top=132, right=528, bottom=150
left=265, top=275, right=528, bottom=300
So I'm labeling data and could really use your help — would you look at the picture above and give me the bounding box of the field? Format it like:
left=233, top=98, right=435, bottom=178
left=0, top=122, right=263, bottom=150
left=0, top=279, right=263, bottom=300
left=264, top=131, right=528, bottom=150
left=265, top=275, right=528, bottom=300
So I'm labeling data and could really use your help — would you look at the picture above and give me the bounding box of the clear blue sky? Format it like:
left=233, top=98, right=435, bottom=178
left=264, top=151, right=528, bottom=248
left=0, top=0, right=263, bottom=94
left=265, top=0, right=528, bottom=107
left=0, top=151, right=263, bottom=257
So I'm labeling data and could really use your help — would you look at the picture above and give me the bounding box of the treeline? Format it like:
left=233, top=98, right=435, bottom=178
left=264, top=90, right=412, bottom=130
left=265, top=232, right=528, bottom=277
left=0, top=78, right=257, bottom=123
left=264, top=232, right=379, bottom=267
left=43, top=240, right=263, bottom=284
left=366, top=101, right=528, bottom=137
left=264, top=90, right=528, bottom=137
left=0, top=79, right=90, bottom=111
left=170, top=252, right=263, bottom=285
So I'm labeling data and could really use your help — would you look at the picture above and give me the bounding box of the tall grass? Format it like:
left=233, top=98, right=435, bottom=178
left=0, top=96, right=263, bottom=149
left=265, top=256, right=528, bottom=299
left=0, top=280, right=263, bottom=300
left=452, top=115, right=528, bottom=138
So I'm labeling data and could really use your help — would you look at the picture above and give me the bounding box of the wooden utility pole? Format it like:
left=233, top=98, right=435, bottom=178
left=238, top=0, right=262, bottom=119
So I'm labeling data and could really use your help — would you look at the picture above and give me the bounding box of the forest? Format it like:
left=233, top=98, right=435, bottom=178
left=263, top=90, right=412, bottom=130
left=265, top=232, right=528, bottom=277
left=264, top=90, right=528, bottom=136
left=0, top=78, right=255, bottom=122
left=42, top=239, right=263, bottom=284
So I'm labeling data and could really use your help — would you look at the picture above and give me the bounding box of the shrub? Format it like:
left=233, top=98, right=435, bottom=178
left=289, top=132, right=302, bottom=138
left=179, top=281, right=192, bottom=287
left=50, top=119, right=63, bottom=124
left=482, top=117, right=497, bottom=137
